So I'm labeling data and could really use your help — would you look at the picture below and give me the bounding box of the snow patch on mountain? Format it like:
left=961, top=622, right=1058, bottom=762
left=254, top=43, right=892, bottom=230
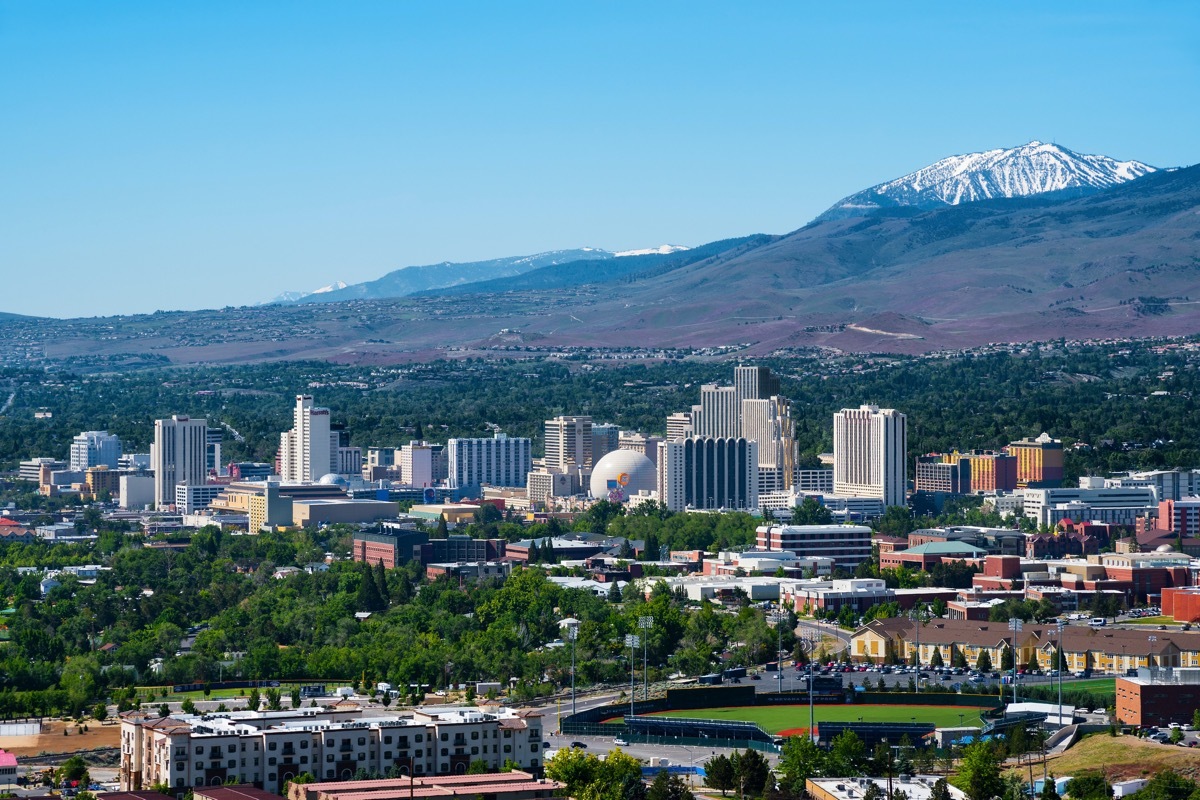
left=615, top=244, right=690, bottom=257
left=816, top=141, right=1157, bottom=222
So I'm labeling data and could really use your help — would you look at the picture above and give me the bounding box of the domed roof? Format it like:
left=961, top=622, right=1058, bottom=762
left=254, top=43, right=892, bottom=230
left=318, top=473, right=350, bottom=486
left=589, top=450, right=656, bottom=502
left=1156, top=544, right=1175, bottom=552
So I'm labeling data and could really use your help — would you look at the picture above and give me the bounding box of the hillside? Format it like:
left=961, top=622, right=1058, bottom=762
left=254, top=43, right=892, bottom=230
left=2, top=164, right=1199, bottom=366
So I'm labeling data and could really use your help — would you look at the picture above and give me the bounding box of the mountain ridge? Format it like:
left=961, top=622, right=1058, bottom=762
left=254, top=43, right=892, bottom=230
left=815, top=140, right=1157, bottom=222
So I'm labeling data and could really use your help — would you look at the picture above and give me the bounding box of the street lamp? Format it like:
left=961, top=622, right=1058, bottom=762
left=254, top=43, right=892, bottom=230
left=1008, top=618, right=1023, bottom=706
left=625, top=634, right=640, bottom=718
left=639, top=616, right=654, bottom=701
left=1056, top=621, right=1066, bottom=727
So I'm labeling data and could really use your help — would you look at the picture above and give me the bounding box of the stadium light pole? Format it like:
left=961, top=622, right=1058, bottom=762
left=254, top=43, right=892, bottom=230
left=1008, top=618, right=1023, bottom=706
left=625, top=634, right=640, bottom=719
left=1057, top=621, right=1066, bottom=727
left=639, top=616, right=653, bottom=701
left=567, top=623, right=580, bottom=717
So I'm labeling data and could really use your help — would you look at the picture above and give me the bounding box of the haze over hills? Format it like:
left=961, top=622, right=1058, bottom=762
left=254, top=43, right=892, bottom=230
left=3, top=142, right=1199, bottom=366
left=815, top=140, right=1158, bottom=222
left=270, top=247, right=691, bottom=306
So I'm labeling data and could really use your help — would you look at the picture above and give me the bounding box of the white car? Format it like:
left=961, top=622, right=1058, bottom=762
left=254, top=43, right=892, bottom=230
left=613, top=738, right=628, bottom=747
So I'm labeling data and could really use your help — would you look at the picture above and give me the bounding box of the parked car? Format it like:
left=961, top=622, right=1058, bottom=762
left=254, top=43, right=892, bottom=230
left=570, top=741, right=588, bottom=749
left=613, top=738, right=628, bottom=747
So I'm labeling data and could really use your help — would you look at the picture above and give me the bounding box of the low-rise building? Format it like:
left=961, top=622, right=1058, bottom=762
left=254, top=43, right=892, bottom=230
left=119, top=706, right=546, bottom=796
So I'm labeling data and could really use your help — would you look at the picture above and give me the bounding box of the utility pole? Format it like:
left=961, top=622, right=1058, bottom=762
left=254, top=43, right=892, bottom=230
left=1009, top=618, right=1023, bottom=706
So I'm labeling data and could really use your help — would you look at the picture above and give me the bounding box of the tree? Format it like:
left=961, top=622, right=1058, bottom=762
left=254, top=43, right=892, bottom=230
left=648, top=771, right=695, bottom=800
left=931, top=598, right=947, bottom=618
left=158, top=703, right=170, bottom=717
left=373, top=559, right=389, bottom=607
left=608, top=580, right=622, bottom=603
left=1001, top=645, right=1014, bottom=672
left=92, top=703, right=108, bottom=722
left=1040, top=775, right=1061, bottom=800
left=930, top=648, right=944, bottom=668
left=467, top=759, right=490, bottom=774
left=265, top=687, right=282, bottom=710
left=778, top=735, right=825, bottom=792
left=827, top=730, right=867, bottom=778
left=181, top=698, right=197, bottom=715
left=792, top=498, right=833, bottom=526
left=247, top=687, right=261, bottom=711
left=546, top=747, right=600, bottom=797
left=704, top=754, right=736, bottom=796
left=930, top=779, right=953, bottom=800
left=57, top=756, right=90, bottom=786
left=953, top=647, right=968, bottom=669
left=435, top=516, right=449, bottom=538
left=291, top=687, right=302, bottom=708
left=1064, top=774, right=1112, bottom=800
left=863, top=785, right=885, bottom=800
left=957, top=742, right=1002, bottom=800
left=976, top=650, right=993, bottom=672
left=733, top=749, right=770, bottom=797
left=1170, top=726, right=1184, bottom=745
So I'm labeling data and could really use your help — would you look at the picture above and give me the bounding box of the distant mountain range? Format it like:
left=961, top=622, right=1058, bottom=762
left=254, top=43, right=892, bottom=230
left=5, top=141, right=1198, bottom=364
left=265, top=246, right=691, bottom=306
left=815, top=140, right=1157, bottom=222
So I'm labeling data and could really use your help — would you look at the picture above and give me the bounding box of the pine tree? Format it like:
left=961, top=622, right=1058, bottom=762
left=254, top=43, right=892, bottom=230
left=609, top=580, right=622, bottom=603
left=358, top=564, right=384, bottom=611
left=542, top=537, right=556, bottom=564
left=435, top=516, right=448, bottom=538
left=528, top=540, right=540, bottom=563
left=373, top=560, right=389, bottom=607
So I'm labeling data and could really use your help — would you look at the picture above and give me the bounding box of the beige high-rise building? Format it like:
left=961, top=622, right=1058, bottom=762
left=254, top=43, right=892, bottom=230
left=743, top=396, right=796, bottom=491
left=691, top=384, right=740, bottom=439
left=280, top=395, right=338, bottom=483
left=666, top=412, right=693, bottom=441
left=833, top=404, right=907, bottom=507
left=151, top=415, right=208, bottom=510
left=544, top=415, right=593, bottom=471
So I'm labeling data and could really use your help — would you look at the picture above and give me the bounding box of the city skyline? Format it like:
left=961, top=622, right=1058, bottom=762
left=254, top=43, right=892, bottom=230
left=2, top=3, right=1198, bottom=318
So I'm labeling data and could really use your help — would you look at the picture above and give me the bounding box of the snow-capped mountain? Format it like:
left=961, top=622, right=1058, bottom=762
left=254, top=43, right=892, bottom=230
left=614, top=244, right=690, bottom=257
left=815, top=141, right=1157, bottom=222
left=261, top=281, right=347, bottom=305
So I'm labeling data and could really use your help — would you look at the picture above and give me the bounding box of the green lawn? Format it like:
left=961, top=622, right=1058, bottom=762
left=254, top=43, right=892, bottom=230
left=653, top=704, right=987, bottom=733
left=1064, top=678, right=1116, bottom=694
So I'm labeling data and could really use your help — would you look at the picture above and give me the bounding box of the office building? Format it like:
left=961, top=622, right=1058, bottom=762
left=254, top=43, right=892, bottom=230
left=447, top=433, right=532, bottom=490
left=1021, top=478, right=1156, bottom=526
left=152, top=416, right=209, bottom=510
left=742, top=396, right=795, bottom=491
left=690, top=385, right=740, bottom=439
left=400, top=441, right=435, bottom=486
left=914, top=456, right=970, bottom=494
left=279, top=396, right=338, bottom=483
left=69, top=430, right=123, bottom=471
left=659, top=437, right=759, bottom=512
left=19, top=458, right=67, bottom=482
left=591, top=423, right=620, bottom=464
left=543, top=416, right=592, bottom=471
left=175, top=483, right=227, bottom=514
left=336, top=446, right=361, bottom=477
left=120, top=475, right=156, bottom=510
left=734, top=365, right=781, bottom=404
left=665, top=412, right=693, bottom=441
left=833, top=405, right=907, bottom=508
left=1005, top=433, right=1064, bottom=488
left=206, top=428, right=223, bottom=474
left=756, top=523, right=874, bottom=569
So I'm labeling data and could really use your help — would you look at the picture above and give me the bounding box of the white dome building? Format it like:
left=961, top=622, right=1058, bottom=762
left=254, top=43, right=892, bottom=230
left=589, top=450, right=656, bottom=502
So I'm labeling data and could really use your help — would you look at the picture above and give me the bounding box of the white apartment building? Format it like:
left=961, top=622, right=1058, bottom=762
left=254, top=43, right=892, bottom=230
left=280, top=395, right=339, bottom=483
left=690, top=385, right=740, bottom=439
left=69, top=430, right=123, bottom=471
left=833, top=404, right=907, bottom=508
left=152, top=415, right=209, bottom=509
left=119, top=706, right=545, bottom=795
left=447, top=432, right=532, bottom=489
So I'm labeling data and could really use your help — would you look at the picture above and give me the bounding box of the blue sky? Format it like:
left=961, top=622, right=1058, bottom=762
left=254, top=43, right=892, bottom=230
left=2, top=2, right=1198, bottom=318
